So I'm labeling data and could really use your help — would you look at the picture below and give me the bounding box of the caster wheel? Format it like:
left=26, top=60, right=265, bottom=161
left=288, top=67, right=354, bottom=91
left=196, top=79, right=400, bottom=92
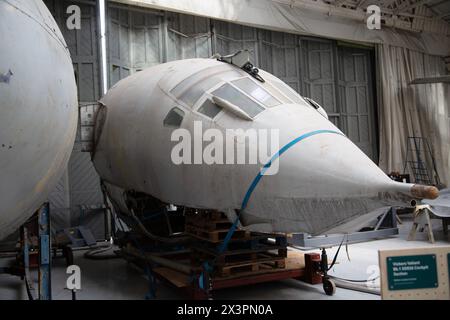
left=323, top=278, right=336, bottom=296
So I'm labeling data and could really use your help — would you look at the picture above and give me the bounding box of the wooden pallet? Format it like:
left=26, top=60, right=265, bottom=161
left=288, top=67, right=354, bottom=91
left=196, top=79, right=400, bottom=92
left=191, top=244, right=288, bottom=265
left=185, top=210, right=289, bottom=278
left=191, top=235, right=288, bottom=277
left=140, top=250, right=316, bottom=299
left=185, top=225, right=250, bottom=243
left=215, top=254, right=286, bottom=277
left=153, top=251, right=305, bottom=299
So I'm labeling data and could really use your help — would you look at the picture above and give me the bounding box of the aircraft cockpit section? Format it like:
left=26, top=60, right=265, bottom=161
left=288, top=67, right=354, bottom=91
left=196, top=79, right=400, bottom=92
left=156, top=55, right=331, bottom=134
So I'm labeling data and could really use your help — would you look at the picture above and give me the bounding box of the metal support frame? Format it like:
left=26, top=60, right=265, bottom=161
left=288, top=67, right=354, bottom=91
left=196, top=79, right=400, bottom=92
left=288, top=208, right=399, bottom=248
left=22, top=225, right=35, bottom=300
left=38, top=203, right=51, bottom=300
left=12, top=203, right=52, bottom=300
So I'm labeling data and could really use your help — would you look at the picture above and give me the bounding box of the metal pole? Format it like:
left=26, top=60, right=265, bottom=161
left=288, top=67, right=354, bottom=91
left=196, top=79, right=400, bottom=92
left=22, top=225, right=35, bottom=300
left=38, top=203, right=51, bottom=300
left=162, top=12, right=170, bottom=63
left=98, top=0, right=108, bottom=95
left=101, top=183, right=112, bottom=241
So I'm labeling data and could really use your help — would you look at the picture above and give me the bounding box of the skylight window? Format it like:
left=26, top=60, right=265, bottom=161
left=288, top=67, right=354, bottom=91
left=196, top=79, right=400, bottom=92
left=232, top=78, right=280, bottom=108
left=212, top=83, right=264, bottom=118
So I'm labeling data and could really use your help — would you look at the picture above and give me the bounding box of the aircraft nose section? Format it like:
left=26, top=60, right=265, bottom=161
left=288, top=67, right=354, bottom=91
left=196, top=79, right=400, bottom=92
left=240, top=124, right=439, bottom=234
left=267, top=129, right=391, bottom=198
left=245, top=117, right=438, bottom=207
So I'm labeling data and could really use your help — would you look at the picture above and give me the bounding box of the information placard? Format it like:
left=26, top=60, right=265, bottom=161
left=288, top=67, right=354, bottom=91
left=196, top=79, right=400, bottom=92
left=379, top=246, right=450, bottom=300
left=386, top=254, right=438, bottom=290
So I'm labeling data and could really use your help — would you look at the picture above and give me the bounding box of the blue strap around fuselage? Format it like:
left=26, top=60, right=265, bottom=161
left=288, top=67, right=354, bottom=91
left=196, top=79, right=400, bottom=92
left=240, top=129, right=345, bottom=211
left=216, top=129, right=344, bottom=255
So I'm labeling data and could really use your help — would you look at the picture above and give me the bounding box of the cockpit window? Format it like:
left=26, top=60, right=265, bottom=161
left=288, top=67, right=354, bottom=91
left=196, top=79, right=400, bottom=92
left=163, top=107, right=185, bottom=127
left=232, top=78, right=280, bottom=108
left=212, top=83, right=264, bottom=118
left=271, top=81, right=304, bottom=104
left=198, top=99, right=222, bottom=119
left=171, top=65, right=243, bottom=107
left=177, top=76, right=221, bottom=107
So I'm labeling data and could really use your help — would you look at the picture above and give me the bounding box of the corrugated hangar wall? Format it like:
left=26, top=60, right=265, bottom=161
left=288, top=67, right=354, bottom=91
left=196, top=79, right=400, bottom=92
left=43, top=0, right=378, bottom=237
left=44, top=0, right=105, bottom=238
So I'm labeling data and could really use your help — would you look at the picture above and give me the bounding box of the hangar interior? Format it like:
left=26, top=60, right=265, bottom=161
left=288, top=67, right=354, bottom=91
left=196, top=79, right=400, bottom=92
left=1, top=0, right=450, bottom=300
left=45, top=0, right=381, bottom=238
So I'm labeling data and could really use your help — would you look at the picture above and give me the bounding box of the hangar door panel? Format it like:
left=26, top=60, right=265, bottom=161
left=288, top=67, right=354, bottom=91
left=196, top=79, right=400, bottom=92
left=167, top=13, right=212, bottom=61
left=337, top=46, right=377, bottom=162
left=213, top=21, right=259, bottom=64
left=300, top=38, right=338, bottom=126
left=44, top=0, right=101, bottom=102
left=108, top=4, right=164, bottom=86
left=44, top=0, right=105, bottom=238
left=259, top=30, right=301, bottom=94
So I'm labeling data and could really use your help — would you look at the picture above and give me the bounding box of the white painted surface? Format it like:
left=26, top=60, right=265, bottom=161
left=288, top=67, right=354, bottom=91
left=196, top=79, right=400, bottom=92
left=0, top=0, right=78, bottom=239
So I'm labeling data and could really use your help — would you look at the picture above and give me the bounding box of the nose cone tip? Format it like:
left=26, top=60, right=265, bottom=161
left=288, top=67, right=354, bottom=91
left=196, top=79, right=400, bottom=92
left=411, top=184, right=439, bottom=200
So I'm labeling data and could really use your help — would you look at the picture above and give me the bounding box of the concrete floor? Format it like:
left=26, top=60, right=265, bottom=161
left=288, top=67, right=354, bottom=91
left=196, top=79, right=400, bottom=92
left=0, top=214, right=448, bottom=300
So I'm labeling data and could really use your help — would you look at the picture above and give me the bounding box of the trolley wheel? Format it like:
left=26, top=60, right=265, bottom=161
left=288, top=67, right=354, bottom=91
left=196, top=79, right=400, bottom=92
left=323, top=278, right=336, bottom=296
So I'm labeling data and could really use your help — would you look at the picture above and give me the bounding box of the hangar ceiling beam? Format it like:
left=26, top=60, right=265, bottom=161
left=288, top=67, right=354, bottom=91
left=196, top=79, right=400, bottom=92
left=277, top=0, right=450, bottom=35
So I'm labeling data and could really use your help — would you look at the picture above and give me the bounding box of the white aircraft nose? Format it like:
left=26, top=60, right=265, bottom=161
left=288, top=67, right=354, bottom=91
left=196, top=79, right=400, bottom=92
left=246, top=104, right=437, bottom=203
left=245, top=126, right=392, bottom=203
left=239, top=104, right=438, bottom=234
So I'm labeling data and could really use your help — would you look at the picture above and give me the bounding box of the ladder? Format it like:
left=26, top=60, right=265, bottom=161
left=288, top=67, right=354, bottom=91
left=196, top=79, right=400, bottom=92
left=403, top=136, right=439, bottom=186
